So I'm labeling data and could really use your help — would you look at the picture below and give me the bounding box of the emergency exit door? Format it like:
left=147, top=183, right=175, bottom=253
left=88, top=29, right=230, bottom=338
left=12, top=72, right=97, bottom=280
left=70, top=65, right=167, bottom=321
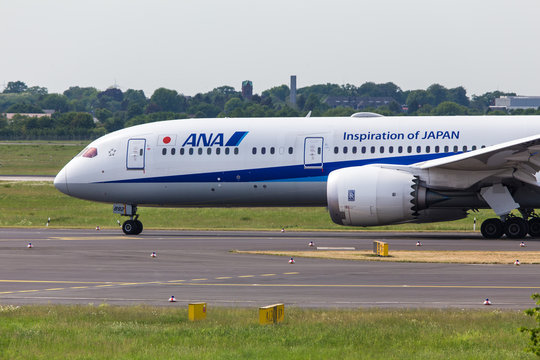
left=126, top=139, right=146, bottom=170
left=304, top=137, right=324, bottom=169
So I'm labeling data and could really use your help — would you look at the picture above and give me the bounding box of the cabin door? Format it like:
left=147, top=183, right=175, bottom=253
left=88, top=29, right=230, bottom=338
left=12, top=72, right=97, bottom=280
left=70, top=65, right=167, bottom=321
left=126, top=138, right=146, bottom=170
left=303, top=137, right=324, bottom=169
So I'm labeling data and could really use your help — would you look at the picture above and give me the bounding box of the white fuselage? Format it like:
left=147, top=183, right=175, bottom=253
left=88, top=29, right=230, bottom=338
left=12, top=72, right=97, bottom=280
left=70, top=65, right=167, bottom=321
left=54, top=115, right=540, bottom=207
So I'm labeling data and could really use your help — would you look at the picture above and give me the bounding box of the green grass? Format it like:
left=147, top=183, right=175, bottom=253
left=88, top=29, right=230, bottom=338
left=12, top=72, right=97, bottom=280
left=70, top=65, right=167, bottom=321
left=0, top=142, right=84, bottom=175
left=0, top=305, right=535, bottom=359
left=0, top=181, right=495, bottom=231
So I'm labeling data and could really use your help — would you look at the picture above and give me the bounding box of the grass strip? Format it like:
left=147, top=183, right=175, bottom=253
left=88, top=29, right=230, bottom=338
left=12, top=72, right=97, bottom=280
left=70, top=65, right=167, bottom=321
left=0, top=304, right=535, bottom=359
left=235, top=250, right=540, bottom=264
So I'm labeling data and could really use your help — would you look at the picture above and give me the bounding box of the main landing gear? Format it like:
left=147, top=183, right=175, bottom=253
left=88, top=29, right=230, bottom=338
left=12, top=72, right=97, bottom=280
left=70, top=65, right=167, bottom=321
left=480, top=213, right=540, bottom=239
left=114, top=204, right=143, bottom=235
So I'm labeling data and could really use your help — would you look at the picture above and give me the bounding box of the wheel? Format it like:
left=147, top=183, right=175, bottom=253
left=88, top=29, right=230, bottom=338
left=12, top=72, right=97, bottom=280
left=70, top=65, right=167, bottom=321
left=122, top=220, right=137, bottom=235
left=528, top=218, right=540, bottom=237
left=134, top=220, right=143, bottom=235
left=480, top=218, right=504, bottom=239
left=504, top=217, right=528, bottom=239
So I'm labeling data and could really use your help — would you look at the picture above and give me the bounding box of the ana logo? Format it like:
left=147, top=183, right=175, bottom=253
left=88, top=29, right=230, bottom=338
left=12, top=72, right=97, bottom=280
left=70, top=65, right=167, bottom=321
left=182, top=131, right=248, bottom=147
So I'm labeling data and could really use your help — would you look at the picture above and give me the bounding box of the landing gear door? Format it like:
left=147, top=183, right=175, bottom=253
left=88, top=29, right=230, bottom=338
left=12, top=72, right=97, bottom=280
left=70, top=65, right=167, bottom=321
left=304, top=137, right=324, bottom=169
left=126, top=139, right=146, bottom=170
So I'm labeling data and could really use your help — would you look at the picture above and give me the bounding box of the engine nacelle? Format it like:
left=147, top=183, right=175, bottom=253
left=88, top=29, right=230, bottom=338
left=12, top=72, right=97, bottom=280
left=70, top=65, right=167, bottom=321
left=327, top=166, right=416, bottom=226
left=327, top=165, right=470, bottom=226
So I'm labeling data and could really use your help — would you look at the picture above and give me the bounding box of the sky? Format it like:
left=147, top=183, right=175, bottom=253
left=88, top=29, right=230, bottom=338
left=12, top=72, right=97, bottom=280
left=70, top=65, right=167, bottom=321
left=1, top=0, right=540, bottom=98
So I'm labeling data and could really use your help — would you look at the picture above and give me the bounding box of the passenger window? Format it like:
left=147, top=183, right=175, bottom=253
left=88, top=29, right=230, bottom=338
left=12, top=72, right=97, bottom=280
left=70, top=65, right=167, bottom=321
left=481, top=145, right=486, bottom=148
left=334, top=146, right=339, bottom=154
left=225, top=148, right=230, bottom=155
left=379, top=146, right=384, bottom=154
left=171, top=148, right=176, bottom=155
left=398, top=146, right=403, bottom=153
left=180, top=148, right=185, bottom=155
left=189, top=148, right=194, bottom=155
left=370, top=146, right=375, bottom=154
left=198, top=148, right=203, bottom=155
left=343, top=146, right=348, bottom=154
left=425, top=146, right=430, bottom=153
left=407, top=146, right=412, bottom=153
left=252, top=147, right=257, bottom=155
left=463, top=146, right=467, bottom=152
left=288, top=147, right=293, bottom=154
left=361, top=147, right=366, bottom=154
left=389, top=146, right=393, bottom=154
left=234, top=148, right=239, bottom=155
left=472, top=145, right=477, bottom=150
left=82, top=147, right=98, bottom=158
left=207, top=148, right=212, bottom=155
left=270, top=147, right=275, bottom=154
left=216, top=148, right=221, bottom=155
left=162, top=148, right=167, bottom=155
left=434, top=146, right=439, bottom=153
left=453, top=145, right=458, bottom=152
left=444, top=146, right=448, bottom=152
left=352, top=146, right=357, bottom=154
left=261, top=147, right=266, bottom=155
left=416, top=146, right=421, bottom=153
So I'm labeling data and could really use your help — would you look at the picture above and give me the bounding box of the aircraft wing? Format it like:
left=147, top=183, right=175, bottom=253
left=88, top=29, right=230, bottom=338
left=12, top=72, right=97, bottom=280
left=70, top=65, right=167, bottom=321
left=411, top=134, right=540, bottom=188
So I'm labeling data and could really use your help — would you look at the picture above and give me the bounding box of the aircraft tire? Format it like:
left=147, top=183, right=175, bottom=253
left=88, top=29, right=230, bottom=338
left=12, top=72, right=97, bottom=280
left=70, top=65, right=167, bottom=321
left=134, top=220, right=143, bottom=235
left=504, top=217, right=528, bottom=239
left=122, top=220, right=137, bottom=235
left=528, top=218, right=540, bottom=237
left=480, top=218, right=504, bottom=239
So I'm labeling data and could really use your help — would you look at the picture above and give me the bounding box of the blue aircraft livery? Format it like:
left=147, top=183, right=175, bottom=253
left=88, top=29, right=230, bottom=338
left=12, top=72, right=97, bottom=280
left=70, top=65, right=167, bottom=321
left=182, top=131, right=249, bottom=147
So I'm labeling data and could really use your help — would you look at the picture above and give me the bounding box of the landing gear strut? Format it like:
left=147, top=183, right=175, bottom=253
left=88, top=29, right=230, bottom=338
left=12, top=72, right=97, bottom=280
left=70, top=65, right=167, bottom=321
left=114, top=204, right=143, bottom=235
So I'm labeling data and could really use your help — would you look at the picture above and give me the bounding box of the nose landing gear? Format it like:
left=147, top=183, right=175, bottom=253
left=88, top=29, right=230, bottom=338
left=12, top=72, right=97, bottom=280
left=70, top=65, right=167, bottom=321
left=114, top=204, right=143, bottom=235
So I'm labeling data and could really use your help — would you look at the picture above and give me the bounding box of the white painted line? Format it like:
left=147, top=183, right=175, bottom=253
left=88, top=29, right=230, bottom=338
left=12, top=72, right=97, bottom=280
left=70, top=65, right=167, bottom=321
left=317, top=247, right=355, bottom=250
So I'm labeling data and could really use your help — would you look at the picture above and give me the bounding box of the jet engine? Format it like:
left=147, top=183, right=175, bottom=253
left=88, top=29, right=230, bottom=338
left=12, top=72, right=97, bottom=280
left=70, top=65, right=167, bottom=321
left=327, top=165, right=468, bottom=226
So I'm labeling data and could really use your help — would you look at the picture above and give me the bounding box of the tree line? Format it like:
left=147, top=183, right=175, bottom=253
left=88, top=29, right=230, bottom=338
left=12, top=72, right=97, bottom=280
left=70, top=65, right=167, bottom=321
left=0, top=80, right=537, bottom=140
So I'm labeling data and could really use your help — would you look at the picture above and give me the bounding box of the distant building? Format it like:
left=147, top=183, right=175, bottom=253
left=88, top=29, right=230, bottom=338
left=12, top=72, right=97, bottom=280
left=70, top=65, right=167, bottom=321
left=241, top=80, right=253, bottom=100
left=494, top=96, right=540, bottom=110
left=325, top=96, right=397, bottom=110
left=2, top=110, right=54, bottom=120
left=290, top=75, right=297, bottom=106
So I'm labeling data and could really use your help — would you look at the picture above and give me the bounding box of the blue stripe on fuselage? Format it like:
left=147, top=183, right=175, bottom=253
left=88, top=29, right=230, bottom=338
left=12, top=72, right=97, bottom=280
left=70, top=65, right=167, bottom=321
left=101, top=152, right=452, bottom=184
left=225, top=131, right=249, bottom=146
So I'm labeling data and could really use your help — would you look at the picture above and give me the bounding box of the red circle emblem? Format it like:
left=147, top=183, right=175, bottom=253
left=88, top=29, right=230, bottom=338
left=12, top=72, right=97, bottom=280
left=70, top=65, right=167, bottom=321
left=162, top=136, right=171, bottom=144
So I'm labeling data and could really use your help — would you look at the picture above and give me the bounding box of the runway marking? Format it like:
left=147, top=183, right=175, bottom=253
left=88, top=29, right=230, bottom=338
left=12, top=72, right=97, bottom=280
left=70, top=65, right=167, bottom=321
left=44, top=288, right=65, bottom=291
left=283, top=272, right=299, bottom=275
left=191, top=278, right=208, bottom=281
left=167, top=280, right=185, bottom=283
left=238, top=275, right=254, bottom=278
left=0, top=280, right=114, bottom=284
left=95, top=285, right=114, bottom=288
left=70, top=286, right=88, bottom=289
left=215, top=277, right=232, bottom=279
left=159, top=283, right=540, bottom=289
left=260, top=274, right=276, bottom=277
left=0, top=292, right=14, bottom=294
left=17, top=290, right=40, bottom=293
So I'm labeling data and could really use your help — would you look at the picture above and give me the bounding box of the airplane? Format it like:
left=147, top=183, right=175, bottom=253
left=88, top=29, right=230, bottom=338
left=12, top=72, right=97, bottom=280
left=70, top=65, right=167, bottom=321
left=54, top=112, right=540, bottom=239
